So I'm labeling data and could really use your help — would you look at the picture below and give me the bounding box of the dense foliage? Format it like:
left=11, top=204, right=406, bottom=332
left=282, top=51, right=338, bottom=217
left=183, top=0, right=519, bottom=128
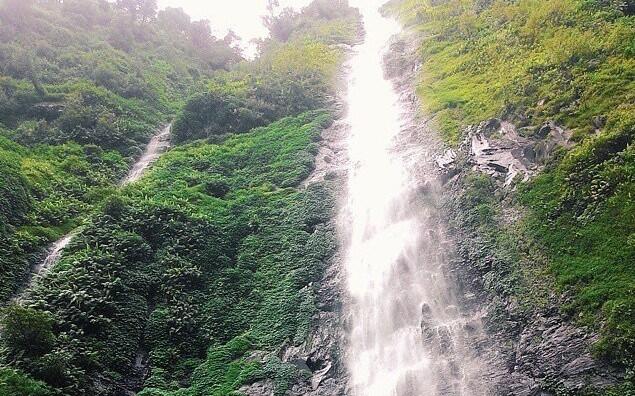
left=172, top=40, right=342, bottom=143
left=0, top=0, right=240, bottom=301
left=262, top=0, right=362, bottom=45
left=171, top=2, right=360, bottom=142
left=4, top=112, right=337, bottom=395
left=0, top=137, right=127, bottom=301
left=0, top=0, right=360, bottom=394
left=388, top=0, right=635, bottom=386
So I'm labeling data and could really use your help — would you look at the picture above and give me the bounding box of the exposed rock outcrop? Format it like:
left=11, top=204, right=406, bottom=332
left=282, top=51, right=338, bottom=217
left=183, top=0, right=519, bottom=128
left=438, top=118, right=573, bottom=188
left=389, top=29, right=623, bottom=395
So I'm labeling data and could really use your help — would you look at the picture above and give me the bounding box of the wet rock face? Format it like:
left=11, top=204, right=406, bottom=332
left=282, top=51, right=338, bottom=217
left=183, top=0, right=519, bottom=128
left=386, top=29, right=622, bottom=396
left=507, top=314, right=621, bottom=394
left=239, top=379, right=276, bottom=396
left=235, top=254, right=347, bottom=396
left=436, top=138, right=626, bottom=394
left=438, top=118, right=572, bottom=188
left=282, top=268, right=348, bottom=396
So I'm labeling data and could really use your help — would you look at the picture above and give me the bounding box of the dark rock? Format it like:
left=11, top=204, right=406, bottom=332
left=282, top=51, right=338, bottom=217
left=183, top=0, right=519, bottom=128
left=487, top=161, right=509, bottom=173
left=481, top=118, right=502, bottom=136
left=593, top=115, right=606, bottom=130
left=522, top=146, right=537, bottom=163
left=536, top=123, right=552, bottom=138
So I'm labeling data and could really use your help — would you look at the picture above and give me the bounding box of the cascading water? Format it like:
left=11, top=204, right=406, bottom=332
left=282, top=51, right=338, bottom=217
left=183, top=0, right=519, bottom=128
left=31, top=233, right=75, bottom=278
left=121, top=123, right=172, bottom=185
left=342, top=3, right=487, bottom=395
left=21, top=124, right=172, bottom=294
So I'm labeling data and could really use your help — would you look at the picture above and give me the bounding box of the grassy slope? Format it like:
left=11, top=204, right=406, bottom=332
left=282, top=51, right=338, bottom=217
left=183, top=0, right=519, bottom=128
left=0, top=1, right=359, bottom=394
left=9, top=112, right=335, bottom=395
left=0, top=136, right=127, bottom=301
left=387, top=0, right=635, bottom=388
left=0, top=0, right=238, bottom=302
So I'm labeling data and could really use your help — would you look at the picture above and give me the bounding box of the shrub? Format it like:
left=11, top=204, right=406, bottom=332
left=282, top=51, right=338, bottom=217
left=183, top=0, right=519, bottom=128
left=0, top=305, right=56, bottom=359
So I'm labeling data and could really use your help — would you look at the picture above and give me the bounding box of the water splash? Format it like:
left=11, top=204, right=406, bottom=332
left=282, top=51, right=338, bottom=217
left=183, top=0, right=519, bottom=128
left=31, top=233, right=75, bottom=277
left=342, top=3, right=487, bottom=395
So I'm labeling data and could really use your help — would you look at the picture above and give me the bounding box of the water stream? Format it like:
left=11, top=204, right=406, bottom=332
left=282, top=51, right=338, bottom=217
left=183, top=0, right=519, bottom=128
left=24, top=124, right=172, bottom=290
left=342, top=3, right=487, bottom=395
left=121, top=123, right=172, bottom=186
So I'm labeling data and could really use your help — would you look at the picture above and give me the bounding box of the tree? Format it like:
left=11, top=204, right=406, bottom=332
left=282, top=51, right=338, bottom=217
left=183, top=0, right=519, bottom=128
left=0, top=0, right=35, bottom=25
left=189, top=19, right=213, bottom=49
left=157, top=6, right=190, bottom=33
left=263, top=7, right=299, bottom=42
left=223, top=30, right=240, bottom=47
left=116, top=0, right=156, bottom=22
left=116, top=0, right=138, bottom=18
left=139, top=0, right=157, bottom=22
left=4, top=49, right=46, bottom=96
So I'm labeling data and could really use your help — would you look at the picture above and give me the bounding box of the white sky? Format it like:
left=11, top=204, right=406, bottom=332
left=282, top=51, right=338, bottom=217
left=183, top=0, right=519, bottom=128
left=157, top=0, right=313, bottom=53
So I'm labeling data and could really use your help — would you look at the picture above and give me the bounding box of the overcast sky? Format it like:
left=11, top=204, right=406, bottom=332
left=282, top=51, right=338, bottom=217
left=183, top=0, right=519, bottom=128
left=156, top=0, right=313, bottom=54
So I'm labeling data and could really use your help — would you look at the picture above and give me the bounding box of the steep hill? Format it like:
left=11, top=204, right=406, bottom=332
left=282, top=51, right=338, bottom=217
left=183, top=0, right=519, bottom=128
left=386, top=0, right=634, bottom=393
left=0, top=0, right=361, bottom=394
left=0, top=0, right=242, bottom=303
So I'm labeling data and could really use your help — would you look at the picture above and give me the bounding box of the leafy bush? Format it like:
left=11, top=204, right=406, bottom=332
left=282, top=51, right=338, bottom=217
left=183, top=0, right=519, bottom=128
left=0, top=305, right=56, bottom=359
left=0, top=368, right=54, bottom=396
left=172, top=88, right=265, bottom=142
left=173, top=40, right=342, bottom=143
left=0, top=0, right=240, bottom=302
left=6, top=112, right=337, bottom=395
left=0, top=145, right=31, bottom=229
left=0, top=1, right=357, bottom=394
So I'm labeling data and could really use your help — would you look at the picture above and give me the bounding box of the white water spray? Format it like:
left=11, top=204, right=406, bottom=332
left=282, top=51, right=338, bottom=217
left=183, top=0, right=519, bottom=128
left=342, top=3, right=487, bottom=395
left=31, top=233, right=75, bottom=278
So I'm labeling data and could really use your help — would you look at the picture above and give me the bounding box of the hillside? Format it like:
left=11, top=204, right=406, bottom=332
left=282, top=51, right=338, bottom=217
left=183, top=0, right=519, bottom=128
left=2, top=0, right=633, bottom=395
left=0, top=0, right=361, bottom=394
left=386, top=0, right=634, bottom=393
left=0, top=0, right=242, bottom=303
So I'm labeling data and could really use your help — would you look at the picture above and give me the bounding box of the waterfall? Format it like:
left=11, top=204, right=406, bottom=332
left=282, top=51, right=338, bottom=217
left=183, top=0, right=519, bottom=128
left=30, top=233, right=75, bottom=279
left=342, top=3, right=487, bottom=395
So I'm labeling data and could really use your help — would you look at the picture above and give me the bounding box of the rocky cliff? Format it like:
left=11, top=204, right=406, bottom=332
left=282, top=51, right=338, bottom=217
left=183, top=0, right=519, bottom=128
left=387, top=32, right=625, bottom=395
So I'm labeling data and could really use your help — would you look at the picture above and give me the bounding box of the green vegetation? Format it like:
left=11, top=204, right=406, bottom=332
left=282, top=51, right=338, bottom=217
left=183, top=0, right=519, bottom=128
left=263, top=0, right=362, bottom=45
left=388, top=0, right=635, bottom=386
left=0, top=367, right=54, bottom=396
left=0, top=0, right=360, bottom=394
left=0, top=137, right=127, bottom=301
left=0, top=0, right=240, bottom=301
left=172, top=39, right=343, bottom=143
left=4, top=112, right=337, bottom=395
left=387, top=0, right=634, bottom=145
left=172, top=0, right=360, bottom=143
